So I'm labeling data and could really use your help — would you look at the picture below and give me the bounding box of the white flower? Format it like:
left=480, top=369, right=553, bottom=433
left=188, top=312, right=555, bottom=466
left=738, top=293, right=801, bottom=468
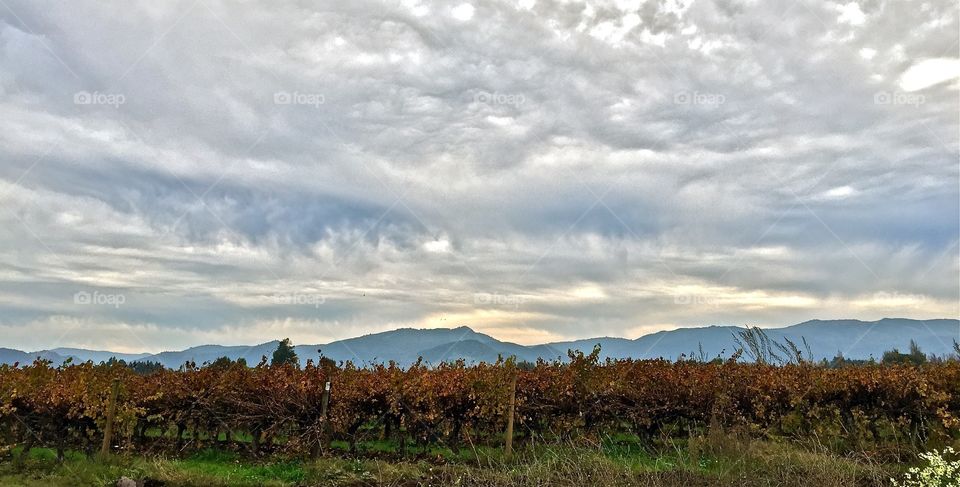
left=891, top=447, right=959, bottom=487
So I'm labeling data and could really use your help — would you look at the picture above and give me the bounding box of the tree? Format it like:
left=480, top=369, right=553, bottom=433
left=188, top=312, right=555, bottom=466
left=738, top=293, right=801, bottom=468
left=127, top=360, right=165, bottom=375
left=882, top=340, right=927, bottom=366
left=207, top=356, right=236, bottom=369
left=316, top=349, right=337, bottom=373
left=271, top=338, right=299, bottom=367
left=907, top=340, right=927, bottom=365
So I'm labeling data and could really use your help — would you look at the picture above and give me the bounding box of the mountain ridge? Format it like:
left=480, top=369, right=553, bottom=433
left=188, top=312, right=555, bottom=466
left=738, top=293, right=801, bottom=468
left=1, top=318, right=956, bottom=368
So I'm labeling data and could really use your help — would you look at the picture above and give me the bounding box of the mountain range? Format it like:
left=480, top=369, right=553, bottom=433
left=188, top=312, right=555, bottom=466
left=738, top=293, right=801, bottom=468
left=1, top=318, right=957, bottom=369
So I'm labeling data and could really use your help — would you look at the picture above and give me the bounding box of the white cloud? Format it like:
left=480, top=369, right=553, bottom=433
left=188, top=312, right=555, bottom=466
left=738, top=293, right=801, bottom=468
left=423, top=239, right=452, bottom=253
left=818, top=185, right=857, bottom=200
left=899, top=58, right=960, bottom=92
left=517, top=0, right=536, bottom=10
left=836, top=2, right=866, bottom=26
left=451, top=3, right=475, bottom=21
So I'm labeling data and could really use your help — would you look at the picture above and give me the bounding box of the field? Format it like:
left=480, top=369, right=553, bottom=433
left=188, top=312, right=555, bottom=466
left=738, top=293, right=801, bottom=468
left=1, top=351, right=958, bottom=485
left=1, top=437, right=899, bottom=486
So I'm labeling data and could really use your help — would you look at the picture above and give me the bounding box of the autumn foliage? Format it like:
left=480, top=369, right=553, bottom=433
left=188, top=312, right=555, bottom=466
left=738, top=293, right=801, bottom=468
left=1, top=351, right=957, bottom=459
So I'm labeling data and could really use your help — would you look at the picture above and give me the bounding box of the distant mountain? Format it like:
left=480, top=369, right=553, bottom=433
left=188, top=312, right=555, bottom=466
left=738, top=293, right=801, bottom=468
left=766, top=319, right=958, bottom=360
left=569, top=319, right=959, bottom=362
left=0, top=348, right=41, bottom=366
left=297, top=326, right=497, bottom=365
left=148, top=342, right=280, bottom=368
left=0, top=348, right=68, bottom=365
left=1, top=318, right=957, bottom=368
left=417, top=339, right=504, bottom=364
left=38, top=348, right=151, bottom=364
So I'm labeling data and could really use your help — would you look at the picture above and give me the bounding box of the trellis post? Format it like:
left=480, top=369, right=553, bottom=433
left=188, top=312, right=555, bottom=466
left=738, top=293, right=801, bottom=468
left=99, top=378, right=120, bottom=460
left=504, top=372, right=518, bottom=460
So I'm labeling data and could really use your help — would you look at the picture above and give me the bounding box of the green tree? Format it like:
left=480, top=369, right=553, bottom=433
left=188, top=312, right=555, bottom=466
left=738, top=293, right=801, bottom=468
left=127, top=360, right=165, bottom=374
left=271, top=338, right=299, bottom=367
left=207, top=356, right=236, bottom=369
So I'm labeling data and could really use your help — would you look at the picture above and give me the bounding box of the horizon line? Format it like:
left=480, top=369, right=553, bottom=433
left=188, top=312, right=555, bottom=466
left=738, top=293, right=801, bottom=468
left=11, top=317, right=958, bottom=356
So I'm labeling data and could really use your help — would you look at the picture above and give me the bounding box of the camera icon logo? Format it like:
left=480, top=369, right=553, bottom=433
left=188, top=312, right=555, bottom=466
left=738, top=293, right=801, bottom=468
left=74, top=291, right=92, bottom=304
left=274, top=91, right=292, bottom=104
left=474, top=91, right=492, bottom=104
left=873, top=91, right=891, bottom=105
left=74, top=91, right=92, bottom=105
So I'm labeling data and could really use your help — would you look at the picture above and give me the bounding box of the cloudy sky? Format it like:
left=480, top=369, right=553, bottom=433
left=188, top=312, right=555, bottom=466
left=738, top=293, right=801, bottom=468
left=0, top=0, right=957, bottom=352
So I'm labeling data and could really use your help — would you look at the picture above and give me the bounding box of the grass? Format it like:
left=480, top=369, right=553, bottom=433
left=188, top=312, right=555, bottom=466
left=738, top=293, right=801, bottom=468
left=0, top=436, right=898, bottom=486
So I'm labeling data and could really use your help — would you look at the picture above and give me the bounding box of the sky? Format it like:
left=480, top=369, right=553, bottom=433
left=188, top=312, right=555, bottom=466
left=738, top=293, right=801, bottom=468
left=0, top=0, right=958, bottom=353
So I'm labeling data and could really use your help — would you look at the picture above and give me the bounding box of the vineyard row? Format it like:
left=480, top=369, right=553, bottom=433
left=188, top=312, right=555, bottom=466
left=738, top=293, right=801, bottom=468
left=2, top=352, right=958, bottom=459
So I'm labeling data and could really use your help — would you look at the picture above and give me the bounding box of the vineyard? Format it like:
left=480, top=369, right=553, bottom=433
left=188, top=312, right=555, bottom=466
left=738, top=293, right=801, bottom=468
left=2, top=349, right=959, bottom=465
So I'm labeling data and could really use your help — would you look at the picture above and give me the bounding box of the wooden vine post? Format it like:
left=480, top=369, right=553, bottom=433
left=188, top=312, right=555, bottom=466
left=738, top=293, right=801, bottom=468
left=504, top=369, right=518, bottom=460
left=99, top=378, right=120, bottom=460
left=313, top=380, right=331, bottom=457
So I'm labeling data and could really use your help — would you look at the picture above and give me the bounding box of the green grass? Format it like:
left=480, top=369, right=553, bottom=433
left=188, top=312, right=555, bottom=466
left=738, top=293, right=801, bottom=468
left=2, top=448, right=305, bottom=487
left=168, top=450, right=306, bottom=484
left=0, top=436, right=898, bottom=487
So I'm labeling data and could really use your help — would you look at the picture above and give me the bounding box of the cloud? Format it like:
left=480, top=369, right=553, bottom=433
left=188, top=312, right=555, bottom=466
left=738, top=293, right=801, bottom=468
left=451, top=3, right=475, bottom=21
left=0, top=0, right=956, bottom=349
left=899, top=58, right=960, bottom=92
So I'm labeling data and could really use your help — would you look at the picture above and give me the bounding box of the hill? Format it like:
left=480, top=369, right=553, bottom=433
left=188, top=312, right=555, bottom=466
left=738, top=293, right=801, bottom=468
left=1, top=318, right=956, bottom=368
